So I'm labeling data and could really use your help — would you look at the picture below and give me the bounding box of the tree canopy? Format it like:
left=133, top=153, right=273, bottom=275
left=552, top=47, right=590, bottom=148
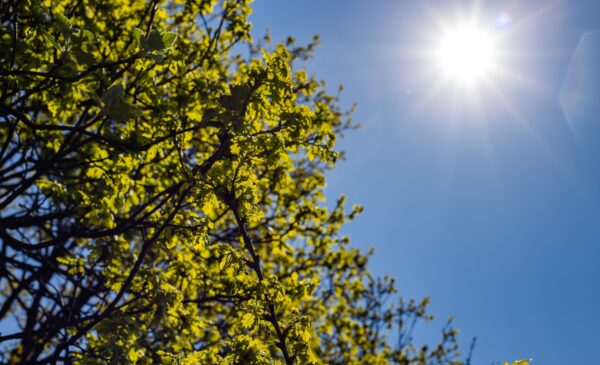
left=0, top=1, right=525, bottom=364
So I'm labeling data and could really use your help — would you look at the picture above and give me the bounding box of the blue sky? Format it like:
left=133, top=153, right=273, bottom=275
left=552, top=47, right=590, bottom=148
left=251, top=1, right=600, bottom=364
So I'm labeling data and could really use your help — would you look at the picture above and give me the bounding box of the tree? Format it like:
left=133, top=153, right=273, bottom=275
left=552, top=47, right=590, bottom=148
left=0, top=1, right=470, bottom=363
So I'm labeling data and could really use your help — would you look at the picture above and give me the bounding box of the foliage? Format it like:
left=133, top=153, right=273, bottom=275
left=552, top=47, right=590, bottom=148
left=0, top=0, right=462, bottom=363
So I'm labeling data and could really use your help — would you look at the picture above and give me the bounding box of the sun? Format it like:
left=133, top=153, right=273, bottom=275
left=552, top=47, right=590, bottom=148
left=435, top=23, right=498, bottom=85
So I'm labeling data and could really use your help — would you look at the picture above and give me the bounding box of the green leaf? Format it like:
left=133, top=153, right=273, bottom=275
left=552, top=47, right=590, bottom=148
left=54, top=13, right=71, bottom=32
left=86, top=166, right=103, bottom=179
left=44, top=34, right=62, bottom=51
left=270, top=54, right=290, bottom=80
left=128, top=348, right=141, bottom=362
left=146, top=30, right=177, bottom=51
left=37, top=179, right=66, bottom=195
left=241, top=313, right=255, bottom=329
left=218, top=254, right=229, bottom=270
left=161, top=32, right=177, bottom=49
left=132, top=28, right=144, bottom=47
left=81, top=30, right=94, bottom=43
left=102, top=84, right=125, bottom=105
left=107, top=101, right=142, bottom=121
left=146, top=29, right=163, bottom=51
left=219, top=84, right=252, bottom=111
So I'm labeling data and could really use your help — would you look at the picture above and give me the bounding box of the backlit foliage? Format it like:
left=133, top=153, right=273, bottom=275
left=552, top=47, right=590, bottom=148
left=0, top=0, right=463, bottom=363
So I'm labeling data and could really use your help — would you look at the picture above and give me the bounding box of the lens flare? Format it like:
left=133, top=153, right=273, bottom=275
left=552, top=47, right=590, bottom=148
left=495, top=12, right=512, bottom=29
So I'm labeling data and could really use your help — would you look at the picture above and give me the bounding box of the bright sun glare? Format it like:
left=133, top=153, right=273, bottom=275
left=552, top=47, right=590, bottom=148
left=436, top=24, right=497, bottom=85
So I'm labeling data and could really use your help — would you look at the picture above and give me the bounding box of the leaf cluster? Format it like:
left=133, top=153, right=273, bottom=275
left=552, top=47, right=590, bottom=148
left=0, top=1, right=462, bottom=364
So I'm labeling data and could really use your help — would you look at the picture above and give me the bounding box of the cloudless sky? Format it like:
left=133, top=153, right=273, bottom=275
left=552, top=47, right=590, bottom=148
left=251, top=1, right=600, bottom=364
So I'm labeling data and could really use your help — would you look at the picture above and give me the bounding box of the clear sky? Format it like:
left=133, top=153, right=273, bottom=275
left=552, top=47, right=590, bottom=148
left=251, top=1, right=600, bottom=364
